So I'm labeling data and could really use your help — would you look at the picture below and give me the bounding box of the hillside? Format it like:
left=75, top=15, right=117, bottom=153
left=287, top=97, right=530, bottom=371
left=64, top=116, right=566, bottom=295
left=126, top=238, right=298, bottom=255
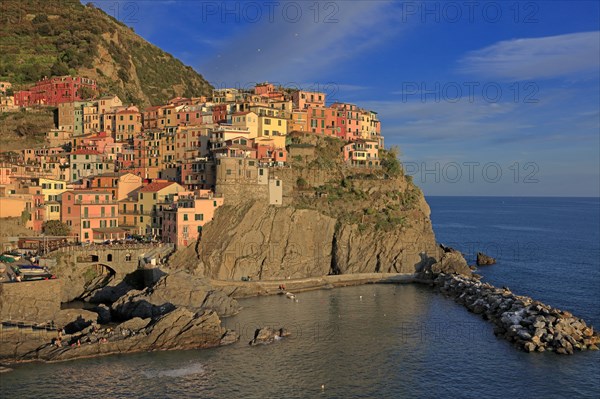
left=0, top=109, right=54, bottom=150
left=0, top=0, right=212, bottom=106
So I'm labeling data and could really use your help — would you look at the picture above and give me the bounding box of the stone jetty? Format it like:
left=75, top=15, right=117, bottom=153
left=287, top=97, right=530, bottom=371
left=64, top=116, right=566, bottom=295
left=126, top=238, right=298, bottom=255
left=432, top=273, right=599, bottom=354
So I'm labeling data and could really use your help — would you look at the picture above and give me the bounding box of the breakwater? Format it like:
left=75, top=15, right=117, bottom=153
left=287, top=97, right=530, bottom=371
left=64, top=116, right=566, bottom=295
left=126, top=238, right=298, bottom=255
left=432, top=273, right=600, bottom=354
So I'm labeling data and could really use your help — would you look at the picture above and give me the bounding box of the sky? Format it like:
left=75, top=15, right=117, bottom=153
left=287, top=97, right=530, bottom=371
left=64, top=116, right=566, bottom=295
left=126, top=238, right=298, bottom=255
left=89, top=0, right=600, bottom=197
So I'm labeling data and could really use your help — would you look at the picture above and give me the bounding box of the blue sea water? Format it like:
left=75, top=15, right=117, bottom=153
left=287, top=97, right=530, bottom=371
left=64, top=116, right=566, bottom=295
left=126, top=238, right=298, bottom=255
left=428, top=196, right=600, bottom=328
left=1, top=197, right=599, bottom=398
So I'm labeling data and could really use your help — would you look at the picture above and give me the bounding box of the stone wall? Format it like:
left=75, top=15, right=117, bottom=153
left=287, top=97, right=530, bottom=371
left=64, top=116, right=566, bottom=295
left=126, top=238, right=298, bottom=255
left=0, top=279, right=62, bottom=323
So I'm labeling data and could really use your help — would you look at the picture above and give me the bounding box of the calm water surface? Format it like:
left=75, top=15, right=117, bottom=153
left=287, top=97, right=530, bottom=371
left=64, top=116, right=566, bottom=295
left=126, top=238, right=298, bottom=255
left=2, top=197, right=599, bottom=398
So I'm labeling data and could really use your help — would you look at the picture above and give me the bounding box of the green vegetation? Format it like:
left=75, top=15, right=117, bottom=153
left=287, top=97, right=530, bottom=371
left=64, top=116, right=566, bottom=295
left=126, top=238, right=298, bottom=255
left=82, top=266, right=99, bottom=284
left=0, top=0, right=212, bottom=105
left=0, top=109, right=54, bottom=150
left=42, top=220, right=71, bottom=236
left=20, top=209, right=31, bottom=226
left=296, top=177, right=309, bottom=189
left=379, top=146, right=402, bottom=177
left=309, top=136, right=345, bottom=169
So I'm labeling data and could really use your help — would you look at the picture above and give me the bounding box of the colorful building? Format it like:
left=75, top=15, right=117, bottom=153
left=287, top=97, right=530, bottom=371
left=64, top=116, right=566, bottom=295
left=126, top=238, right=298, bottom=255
left=160, top=190, right=224, bottom=247
left=60, top=190, right=122, bottom=242
left=14, top=76, right=97, bottom=107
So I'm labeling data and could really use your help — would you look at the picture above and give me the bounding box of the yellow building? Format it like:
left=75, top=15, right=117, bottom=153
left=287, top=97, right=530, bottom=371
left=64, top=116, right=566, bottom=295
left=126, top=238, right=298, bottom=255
left=39, top=178, right=68, bottom=202
left=83, top=103, right=100, bottom=134
left=136, top=180, right=186, bottom=237
left=45, top=201, right=61, bottom=221
left=232, top=111, right=259, bottom=138
left=290, top=110, right=308, bottom=132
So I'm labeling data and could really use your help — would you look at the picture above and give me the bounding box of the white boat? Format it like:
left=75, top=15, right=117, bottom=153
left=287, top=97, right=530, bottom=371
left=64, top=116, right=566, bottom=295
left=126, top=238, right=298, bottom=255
left=285, top=292, right=296, bottom=299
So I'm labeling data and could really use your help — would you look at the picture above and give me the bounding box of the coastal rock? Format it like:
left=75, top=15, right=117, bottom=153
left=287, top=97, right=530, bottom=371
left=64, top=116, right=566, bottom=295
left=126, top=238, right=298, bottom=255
left=94, top=304, right=112, bottom=324
left=476, top=252, right=496, bottom=266
left=6, top=308, right=238, bottom=363
left=430, top=273, right=600, bottom=355
left=112, top=271, right=239, bottom=321
left=53, top=309, right=98, bottom=334
left=197, top=180, right=439, bottom=279
left=249, top=327, right=291, bottom=346
left=429, top=249, right=472, bottom=277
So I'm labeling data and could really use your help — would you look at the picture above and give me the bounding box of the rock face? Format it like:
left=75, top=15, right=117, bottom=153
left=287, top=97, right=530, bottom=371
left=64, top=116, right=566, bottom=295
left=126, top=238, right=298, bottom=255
left=198, top=199, right=439, bottom=280
left=249, top=327, right=291, bottom=346
left=112, top=271, right=240, bottom=321
left=477, top=252, right=496, bottom=266
left=0, top=270, right=240, bottom=364
left=0, top=279, right=62, bottom=323
left=7, top=308, right=238, bottom=362
left=427, top=246, right=472, bottom=277
left=432, top=273, right=600, bottom=354
left=199, top=202, right=337, bottom=280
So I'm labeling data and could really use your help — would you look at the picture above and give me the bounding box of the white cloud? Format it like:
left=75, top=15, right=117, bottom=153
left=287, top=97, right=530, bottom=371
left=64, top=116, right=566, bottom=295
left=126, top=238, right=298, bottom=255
left=458, top=31, right=600, bottom=81
left=198, top=1, right=406, bottom=85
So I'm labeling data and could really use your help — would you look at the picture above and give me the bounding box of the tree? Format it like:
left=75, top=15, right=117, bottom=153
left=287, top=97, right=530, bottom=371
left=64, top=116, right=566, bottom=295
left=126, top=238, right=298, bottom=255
left=78, top=86, right=96, bottom=100
left=380, top=146, right=402, bottom=177
left=50, top=60, right=70, bottom=77
left=42, top=220, right=71, bottom=236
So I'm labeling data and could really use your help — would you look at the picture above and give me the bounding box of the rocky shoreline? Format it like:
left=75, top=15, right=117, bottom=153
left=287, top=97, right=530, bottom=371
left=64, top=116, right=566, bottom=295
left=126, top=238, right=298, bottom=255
left=2, top=262, right=598, bottom=366
left=430, top=273, right=600, bottom=354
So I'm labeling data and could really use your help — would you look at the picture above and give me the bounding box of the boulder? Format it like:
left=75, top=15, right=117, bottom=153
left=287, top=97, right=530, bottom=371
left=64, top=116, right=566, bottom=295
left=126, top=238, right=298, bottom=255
left=249, top=327, right=291, bottom=346
left=476, top=252, right=496, bottom=266
left=429, top=250, right=472, bottom=277
left=53, top=309, right=98, bottom=334
left=94, top=304, right=112, bottom=324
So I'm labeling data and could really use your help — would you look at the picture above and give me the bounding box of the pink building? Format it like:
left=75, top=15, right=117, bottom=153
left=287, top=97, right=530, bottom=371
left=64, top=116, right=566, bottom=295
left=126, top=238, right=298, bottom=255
left=60, top=190, right=123, bottom=242
left=292, top=90, right=326, bottom=110
left=254, top=83, right=284, bottom=101
left=160, top=190, right=224, bottom=247
left=256, top=143, right=287, bottom=165
left=331, top=103, right=361, bottom=141
left=176, top=105, right=205, bottom=126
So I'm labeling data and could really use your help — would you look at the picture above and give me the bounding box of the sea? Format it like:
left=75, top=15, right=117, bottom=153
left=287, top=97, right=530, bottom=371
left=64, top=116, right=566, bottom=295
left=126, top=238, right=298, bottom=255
left=2, top=197, right=599, bottom=398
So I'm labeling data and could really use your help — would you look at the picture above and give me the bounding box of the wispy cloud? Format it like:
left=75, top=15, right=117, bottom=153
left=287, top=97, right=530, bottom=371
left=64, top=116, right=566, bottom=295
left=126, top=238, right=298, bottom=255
left=198, top=1, right=406, bottom=85
left=458, top=31, right=600, bottom=81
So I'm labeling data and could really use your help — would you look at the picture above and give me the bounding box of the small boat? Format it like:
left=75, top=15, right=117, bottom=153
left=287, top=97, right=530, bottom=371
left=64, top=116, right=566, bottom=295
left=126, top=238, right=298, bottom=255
left=285, top=292, right=296, bottom=300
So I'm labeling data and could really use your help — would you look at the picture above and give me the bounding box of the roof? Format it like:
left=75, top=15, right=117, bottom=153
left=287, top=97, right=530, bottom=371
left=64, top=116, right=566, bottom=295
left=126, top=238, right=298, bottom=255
left=139, top=181, right=177, bottom=193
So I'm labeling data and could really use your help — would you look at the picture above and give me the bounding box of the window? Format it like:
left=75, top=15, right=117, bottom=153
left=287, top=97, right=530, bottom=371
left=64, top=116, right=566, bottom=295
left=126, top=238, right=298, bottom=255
left=195, top=214, right=204, bottom=221
left=276, top=180, right=281, bottom=187
left=183, top=214, right=188, bottom=221
left=226, top=169, right=232, bottom=175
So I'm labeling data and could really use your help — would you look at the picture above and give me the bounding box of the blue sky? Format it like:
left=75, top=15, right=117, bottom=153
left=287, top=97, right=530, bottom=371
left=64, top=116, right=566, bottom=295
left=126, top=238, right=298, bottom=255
left=89, top=1, right=600, bottom=196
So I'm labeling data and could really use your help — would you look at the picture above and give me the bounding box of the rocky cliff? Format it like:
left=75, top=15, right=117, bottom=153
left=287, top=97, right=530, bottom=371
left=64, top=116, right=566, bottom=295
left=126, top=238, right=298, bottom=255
left=192, top=135, right=440, bottom=280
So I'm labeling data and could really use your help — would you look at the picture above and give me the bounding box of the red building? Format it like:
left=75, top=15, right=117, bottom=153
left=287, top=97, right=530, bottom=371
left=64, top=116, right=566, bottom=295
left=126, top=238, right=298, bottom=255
left=212, top=104, right=227, bottom=124
left=14, top=76, right=97, bottom=107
